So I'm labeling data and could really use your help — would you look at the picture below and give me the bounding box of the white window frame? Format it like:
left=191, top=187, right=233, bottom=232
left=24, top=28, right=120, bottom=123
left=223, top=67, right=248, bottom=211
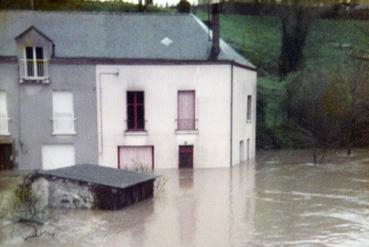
left=0, top=91, right=10, bottom=136
left=21, top=46, right=48, bottom=81
left=51, top=91, right=76, bottom=135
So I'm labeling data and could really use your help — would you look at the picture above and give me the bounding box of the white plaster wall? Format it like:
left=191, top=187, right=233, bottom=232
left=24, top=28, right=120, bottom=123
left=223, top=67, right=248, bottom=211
left=97, top=64, right=232, bottom=169
left=232, top=66, right=257, bottom=166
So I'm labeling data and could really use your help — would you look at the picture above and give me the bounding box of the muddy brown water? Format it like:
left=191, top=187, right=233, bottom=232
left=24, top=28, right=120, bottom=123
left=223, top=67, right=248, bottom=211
left=2, top=150, right=369, bottom=246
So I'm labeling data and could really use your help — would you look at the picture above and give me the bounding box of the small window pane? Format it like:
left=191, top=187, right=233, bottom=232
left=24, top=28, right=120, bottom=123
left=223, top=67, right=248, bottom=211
left=137, top=106, right=144, bottom=129
left=36, top=47, right=43, bottom=59
left=127, top=105, right=135, bottom=129
left=26, top=47, right=34, bottom=59
left=136, top=92, right=144, bottom=104
left=127, top=92, right=135, bottom=104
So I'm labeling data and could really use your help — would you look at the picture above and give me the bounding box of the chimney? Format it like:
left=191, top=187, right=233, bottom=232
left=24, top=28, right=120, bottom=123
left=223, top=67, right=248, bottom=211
left=209, top=2, right=220, bottom=60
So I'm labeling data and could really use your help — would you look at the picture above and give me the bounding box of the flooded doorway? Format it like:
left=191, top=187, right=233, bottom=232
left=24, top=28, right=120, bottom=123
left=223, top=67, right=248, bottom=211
left=179, top=145, right=193, bottom=169
left=240, top=140, right=245, bottom=162
left=0, top=144, right=12, bottom=170
left=247, top=138, right=250, bottom=160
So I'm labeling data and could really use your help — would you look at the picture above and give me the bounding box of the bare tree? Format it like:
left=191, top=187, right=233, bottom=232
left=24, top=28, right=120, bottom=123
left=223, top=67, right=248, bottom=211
left=324, top=61, right=369, bottom=155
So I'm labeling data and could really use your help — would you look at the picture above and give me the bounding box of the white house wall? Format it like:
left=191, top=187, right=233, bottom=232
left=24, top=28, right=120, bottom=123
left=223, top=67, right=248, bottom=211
left=232, top=66, right=257, bottom=166
left=97, top=64, right=232, bottom=169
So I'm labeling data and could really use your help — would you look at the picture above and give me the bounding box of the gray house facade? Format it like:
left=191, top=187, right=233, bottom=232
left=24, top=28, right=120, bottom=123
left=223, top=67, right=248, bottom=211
left=0, top=13, right=99, bottom=170
left=0, top=9, right=256, bottom=170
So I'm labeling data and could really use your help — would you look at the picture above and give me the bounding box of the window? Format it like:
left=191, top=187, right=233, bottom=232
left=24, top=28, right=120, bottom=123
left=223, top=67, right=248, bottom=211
left=118, top=146, right=154, bottom=170
left=22, top=46, right=47, bottom=79
left=0, top=92, right=9, bottom=135
left=247, top=95, right=252, bottom=121
left=52, top=92, right=75, bottom=135
left=42, top=145, right=75, bottom=170
left=177, top=91, right=196, bottom=130
left=127, top=91, right=145, bottom=131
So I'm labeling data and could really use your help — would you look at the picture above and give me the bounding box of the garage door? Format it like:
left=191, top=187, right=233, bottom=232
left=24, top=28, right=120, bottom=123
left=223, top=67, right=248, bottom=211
left=42, top=145, right=75, bottom=170
left=118, top=146, right=153, bottom=170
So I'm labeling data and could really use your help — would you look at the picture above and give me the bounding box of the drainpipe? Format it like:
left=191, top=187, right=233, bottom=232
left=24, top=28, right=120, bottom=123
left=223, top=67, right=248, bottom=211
left=230, top=64, right=234, bottom=167
left=97, top=70, right=119, bottom=158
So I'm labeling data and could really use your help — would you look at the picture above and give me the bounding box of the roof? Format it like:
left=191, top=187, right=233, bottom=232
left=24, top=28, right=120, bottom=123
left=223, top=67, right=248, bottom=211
left=14, top=26, right=54, bottom=43
left=0, top=10, right=255, bottom=69
left=38, top=164, right=157, bottom=189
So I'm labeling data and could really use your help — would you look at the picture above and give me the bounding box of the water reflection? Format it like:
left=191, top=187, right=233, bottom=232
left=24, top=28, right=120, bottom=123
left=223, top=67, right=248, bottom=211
left=3, top=152, right=369, bottom=246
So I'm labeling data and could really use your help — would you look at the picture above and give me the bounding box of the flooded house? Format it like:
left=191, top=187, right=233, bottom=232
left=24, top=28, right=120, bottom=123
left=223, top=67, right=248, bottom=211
left=0, top=5, right=256, bottom=171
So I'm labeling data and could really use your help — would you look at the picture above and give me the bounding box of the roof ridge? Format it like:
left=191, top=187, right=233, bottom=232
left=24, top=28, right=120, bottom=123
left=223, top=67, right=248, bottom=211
left=0, top=9, right=190, bottom=16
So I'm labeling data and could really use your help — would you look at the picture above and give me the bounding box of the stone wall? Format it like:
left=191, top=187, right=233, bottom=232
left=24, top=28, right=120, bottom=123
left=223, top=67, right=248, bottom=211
left=33, top=177, right=94, bottom=209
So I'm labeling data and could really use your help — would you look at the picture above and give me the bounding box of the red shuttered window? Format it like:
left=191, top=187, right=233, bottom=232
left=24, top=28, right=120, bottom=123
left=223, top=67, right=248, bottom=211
left=177, top=91, right=195, bottom=130
left=127, top=91, right=145, bottom=131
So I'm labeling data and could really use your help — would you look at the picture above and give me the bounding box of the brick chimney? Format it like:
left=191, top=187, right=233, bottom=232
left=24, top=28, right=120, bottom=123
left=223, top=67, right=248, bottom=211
left=209, top=2, right=220, bottom=60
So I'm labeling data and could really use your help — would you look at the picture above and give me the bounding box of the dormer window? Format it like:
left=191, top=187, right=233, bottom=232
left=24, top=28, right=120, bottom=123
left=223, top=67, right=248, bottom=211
left=25, top=47, right=43, bottom=77
left=20, top=46, right=48, bottom=81
left=15, top=26, right=53, bottom=83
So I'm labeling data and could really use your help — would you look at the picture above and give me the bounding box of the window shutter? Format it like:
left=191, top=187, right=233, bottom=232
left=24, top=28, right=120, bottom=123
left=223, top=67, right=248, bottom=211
left=52, top=92, right=75, bottom=134
left=178, top=91, right=195, bottom=130
left=0, top=92, right=8, bottom=134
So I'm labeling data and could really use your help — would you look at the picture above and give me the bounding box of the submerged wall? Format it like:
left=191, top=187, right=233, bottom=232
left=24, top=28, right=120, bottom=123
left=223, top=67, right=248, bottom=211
left=33, top=176, right=155, bottom=210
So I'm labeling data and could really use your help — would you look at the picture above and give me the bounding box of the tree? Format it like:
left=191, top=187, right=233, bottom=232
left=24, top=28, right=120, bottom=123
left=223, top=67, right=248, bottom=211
left=281, top=70, right=339, bottom=163
left=177, top=0, right=191, bottom=13
left=278, top=0, right=314, bottom=78
left=324, top=62, right=369, bottom=155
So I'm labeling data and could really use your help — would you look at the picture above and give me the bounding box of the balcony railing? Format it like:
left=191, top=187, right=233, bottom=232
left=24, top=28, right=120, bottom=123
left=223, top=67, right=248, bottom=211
left=19, top=59, right=49, bottom=82
left=176, top=118, right=198, bottom=131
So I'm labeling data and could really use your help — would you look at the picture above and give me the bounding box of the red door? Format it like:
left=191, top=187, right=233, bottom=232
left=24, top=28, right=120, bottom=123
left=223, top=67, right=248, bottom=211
left=179, top=145, right=193, bottom=169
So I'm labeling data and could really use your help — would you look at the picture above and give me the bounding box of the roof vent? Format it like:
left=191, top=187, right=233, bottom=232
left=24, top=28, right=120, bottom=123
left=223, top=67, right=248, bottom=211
left=160, top=37, right=173, bottom=46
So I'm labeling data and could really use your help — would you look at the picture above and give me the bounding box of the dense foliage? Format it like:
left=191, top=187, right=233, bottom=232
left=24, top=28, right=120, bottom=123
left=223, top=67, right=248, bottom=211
left=197, top=11, right=369, bottom=153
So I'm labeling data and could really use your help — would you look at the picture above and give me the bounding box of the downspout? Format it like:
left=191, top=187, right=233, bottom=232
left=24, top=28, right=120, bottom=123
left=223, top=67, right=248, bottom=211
left=97, top=70, right=119, bottom=157
left=230, top=64, right=234, bottom=167
left=17, top=63, right=26, bottom=155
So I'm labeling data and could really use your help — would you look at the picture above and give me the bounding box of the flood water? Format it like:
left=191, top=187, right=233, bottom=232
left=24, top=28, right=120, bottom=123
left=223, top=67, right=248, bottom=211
left=2, top=150, right=369, bottom=246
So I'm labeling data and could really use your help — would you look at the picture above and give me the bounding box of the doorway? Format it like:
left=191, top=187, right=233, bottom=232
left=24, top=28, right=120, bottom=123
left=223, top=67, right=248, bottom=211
left=179, top=145, right=193, bottom=169
left=0, top=144, right=13, bottom=170
left=240, top=140, right=245, bottom=162
left=247, top=138, right=250, bottom=160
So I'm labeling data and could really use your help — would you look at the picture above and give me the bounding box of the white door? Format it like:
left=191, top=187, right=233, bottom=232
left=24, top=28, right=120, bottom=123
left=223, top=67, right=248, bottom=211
left=42, top=145, right=75, bottom=170
left=119, top=146, right=153, bottom=170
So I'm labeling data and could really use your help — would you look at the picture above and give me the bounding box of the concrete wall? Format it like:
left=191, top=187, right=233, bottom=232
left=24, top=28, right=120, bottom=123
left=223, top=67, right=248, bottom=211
left=232, top=66, right=257, bottom=166
left=1, top=61, right=256, bottom=170
left=97, top=64, right=256, bottom=169
left=0, top=62, right=99, bottom=169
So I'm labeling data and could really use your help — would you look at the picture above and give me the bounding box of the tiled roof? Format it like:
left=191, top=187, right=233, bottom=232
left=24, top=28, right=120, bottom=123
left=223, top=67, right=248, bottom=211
left=0, top=10, right=255, bottom=68
left=38, top=164, right=157, bottom=189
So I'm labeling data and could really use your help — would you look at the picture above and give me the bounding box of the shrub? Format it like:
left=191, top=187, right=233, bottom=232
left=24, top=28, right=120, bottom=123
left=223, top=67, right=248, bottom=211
left=177, top=0, right=191, bottom=13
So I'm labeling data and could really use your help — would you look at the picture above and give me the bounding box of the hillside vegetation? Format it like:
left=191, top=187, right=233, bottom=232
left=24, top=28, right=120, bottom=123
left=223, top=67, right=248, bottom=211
left=197, top=12, right=369, bottom=150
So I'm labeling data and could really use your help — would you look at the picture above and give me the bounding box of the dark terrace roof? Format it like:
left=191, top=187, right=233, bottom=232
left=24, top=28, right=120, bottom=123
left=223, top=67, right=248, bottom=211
left=38, top=164, right=157, bottom=189
left=0, top=10, right=255, bottom=68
